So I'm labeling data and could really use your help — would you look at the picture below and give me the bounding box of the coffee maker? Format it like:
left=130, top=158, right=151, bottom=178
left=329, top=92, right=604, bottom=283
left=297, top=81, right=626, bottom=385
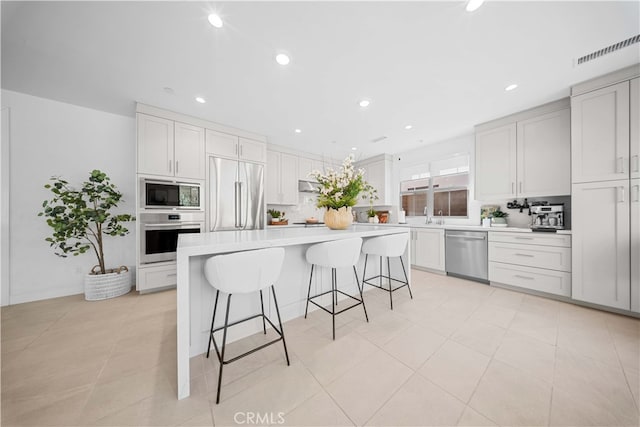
left=530, top=205, right=564, bottom=231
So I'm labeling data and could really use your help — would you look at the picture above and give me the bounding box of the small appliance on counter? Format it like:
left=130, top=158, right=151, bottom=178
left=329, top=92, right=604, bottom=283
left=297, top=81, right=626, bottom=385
left=530, top=204, right=564, bottom=232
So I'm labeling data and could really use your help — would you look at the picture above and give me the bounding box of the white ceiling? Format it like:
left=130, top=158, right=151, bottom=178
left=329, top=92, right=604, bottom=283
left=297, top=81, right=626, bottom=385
left=2, top=1, right=639, bottom=160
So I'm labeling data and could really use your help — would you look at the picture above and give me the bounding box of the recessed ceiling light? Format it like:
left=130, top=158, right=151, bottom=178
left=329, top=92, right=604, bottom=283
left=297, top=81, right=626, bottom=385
left=208, top=14, right=223, bottom=28
left=505, top=84, right=518, bottom=91
left=359, top=99, right=370, bottom=108
left=195, top=97, right=206, bottom=104
left=351, top=147, right=357, bottom=151
left=466, top=0, right=485, bottom=12
left=404, top=125, right=413, bottom=130
left=276, top=53, right=290, bottom=65
left=294, top=129, right=301, bottom=133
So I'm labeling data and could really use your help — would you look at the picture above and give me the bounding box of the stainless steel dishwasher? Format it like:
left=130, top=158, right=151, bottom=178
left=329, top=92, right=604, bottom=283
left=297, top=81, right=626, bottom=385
left=445, top=230, right=489, bottom=283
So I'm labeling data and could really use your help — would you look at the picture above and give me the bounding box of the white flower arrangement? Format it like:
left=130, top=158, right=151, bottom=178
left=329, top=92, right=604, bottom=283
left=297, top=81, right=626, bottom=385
left=309, top=155, right=376, bottom=209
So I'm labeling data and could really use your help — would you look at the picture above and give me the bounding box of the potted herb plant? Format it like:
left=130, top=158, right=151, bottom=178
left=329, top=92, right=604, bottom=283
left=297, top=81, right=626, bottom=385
left=491, top=208, right=509, bottom=226
left=39, top=170, right=135, bottom=300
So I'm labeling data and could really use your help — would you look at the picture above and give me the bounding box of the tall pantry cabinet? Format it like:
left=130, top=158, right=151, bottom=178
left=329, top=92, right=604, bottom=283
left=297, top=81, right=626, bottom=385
left=571, top=66, right=640, bottom=312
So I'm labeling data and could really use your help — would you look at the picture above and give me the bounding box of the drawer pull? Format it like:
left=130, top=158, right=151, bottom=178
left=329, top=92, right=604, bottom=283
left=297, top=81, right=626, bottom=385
left=514, top=274, right=534, bottom=280
left=167, top=273, right=177, bottom=277
left=515, top=236, right=534, bottom=240
left=515, top=253, right=534, bottom=257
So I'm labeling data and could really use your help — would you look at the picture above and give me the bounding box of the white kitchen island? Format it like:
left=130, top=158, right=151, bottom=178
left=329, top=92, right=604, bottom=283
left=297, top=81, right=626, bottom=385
left=176, top=225, right=411, bottom=399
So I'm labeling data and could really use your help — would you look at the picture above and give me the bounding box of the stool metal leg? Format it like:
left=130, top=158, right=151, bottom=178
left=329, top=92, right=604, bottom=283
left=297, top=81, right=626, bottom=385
left=259, top=290, right=267, bottom=334
left=387, top=256, right=393, bottom=310
left=400, top=256, right=413, bottom=299
left=304, top=265, right=314, bottom=319
left=331, top=268, right=336, bottom=340
left=353, top=266, right=369, bottom=322
left=216, top=294, right=232, bottom=404
left=271, top=285, right=290, bottom=365
left=206, top=290, right=220, bottom=358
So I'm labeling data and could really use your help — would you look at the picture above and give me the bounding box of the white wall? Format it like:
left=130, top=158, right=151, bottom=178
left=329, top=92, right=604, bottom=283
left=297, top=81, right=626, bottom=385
left=1, top=90, right=136, bottom=304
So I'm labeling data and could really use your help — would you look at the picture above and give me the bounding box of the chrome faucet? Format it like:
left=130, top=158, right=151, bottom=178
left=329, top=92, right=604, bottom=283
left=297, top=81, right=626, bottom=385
left=424, top=206, right=429, bottom=224
left=437, top=210, right=444, bottom=225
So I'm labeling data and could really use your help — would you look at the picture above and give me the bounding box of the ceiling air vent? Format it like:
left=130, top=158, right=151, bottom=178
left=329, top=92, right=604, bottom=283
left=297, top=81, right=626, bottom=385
left=371, top=136, right=387, bottom=143
left=577, top=34, right=640, bottom=65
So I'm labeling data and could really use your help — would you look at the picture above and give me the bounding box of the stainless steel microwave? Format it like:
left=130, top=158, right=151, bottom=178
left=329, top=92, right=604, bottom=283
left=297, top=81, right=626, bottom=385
left=142, top=179, right=202, bottom=210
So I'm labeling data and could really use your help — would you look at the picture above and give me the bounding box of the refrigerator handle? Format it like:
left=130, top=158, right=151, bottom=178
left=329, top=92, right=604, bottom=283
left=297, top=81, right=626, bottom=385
left=234, top=182, right=241, bottom=227
left=238, top=182, right=243, bottom=228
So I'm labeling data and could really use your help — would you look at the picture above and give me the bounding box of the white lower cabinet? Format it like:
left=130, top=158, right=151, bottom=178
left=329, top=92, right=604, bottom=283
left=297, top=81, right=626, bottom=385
left=411, top=228, right=445, bottom=272
left=489, top=262, right=571, bottom=296
left=572, top=180, right=630, bottom=309
left=489, top=232, right=571, bottom=297
left=137, top=264, right=177, bottom=292
left=632, top=178, right=640, bottom=312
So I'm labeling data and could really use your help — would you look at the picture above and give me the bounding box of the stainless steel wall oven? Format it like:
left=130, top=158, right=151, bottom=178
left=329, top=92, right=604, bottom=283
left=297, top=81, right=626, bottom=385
left=139, top=212, right=205, bottom=264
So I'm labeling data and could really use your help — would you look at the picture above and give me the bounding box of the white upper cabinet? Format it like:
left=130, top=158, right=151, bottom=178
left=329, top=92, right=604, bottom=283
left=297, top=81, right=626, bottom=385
left=174, top=122, right=205, bottom=179
left=266, top=150, right=298, bottom=205
left=355, top=155, right=393, bottom=206
left=206, top=130, right=266, bottom=164
left=631, top=78, right=639, bottom=180
left=475, top=123, right=517, bottom=200
left=631, top=178, right=640, bottom=313
left=571, top=81, right=630, bottom=183
left=298, top=157, right=313, bottom=181
left=137, top=114, right=174, bottom=176
left=239, top=137, right=267, bottom=163
left=516, top=109, right=571, bottom=197
left=137, top=114, right=204, bottom=179
left=475, top=101, right=571, bottom=201
left=572, top=180, right=630, bottom=310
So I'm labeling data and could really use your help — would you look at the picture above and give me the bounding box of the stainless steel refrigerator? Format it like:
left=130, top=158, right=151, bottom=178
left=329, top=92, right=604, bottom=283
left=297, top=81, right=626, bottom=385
left=208, top=156, right=265, bottom=231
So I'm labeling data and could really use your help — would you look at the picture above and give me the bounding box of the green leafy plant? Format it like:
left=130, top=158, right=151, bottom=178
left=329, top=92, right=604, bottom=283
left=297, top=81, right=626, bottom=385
left=38, top=170, right=135, bottom=274
left=267, top=209, right=285, bottom=220
left=491, top=208, right=509, bottom=218
left=309, top=155, right=375, bottom=209
left=367, top=208, right=377, bottom=218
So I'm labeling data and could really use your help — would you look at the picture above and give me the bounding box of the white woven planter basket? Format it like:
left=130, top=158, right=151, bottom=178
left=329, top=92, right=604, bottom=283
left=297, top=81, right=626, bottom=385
left=84, top=266, right=132, bottom=301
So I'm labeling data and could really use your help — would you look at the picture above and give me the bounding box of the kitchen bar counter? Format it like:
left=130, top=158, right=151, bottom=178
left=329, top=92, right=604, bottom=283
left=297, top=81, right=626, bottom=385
left=176, top=225, right=410, bottom=399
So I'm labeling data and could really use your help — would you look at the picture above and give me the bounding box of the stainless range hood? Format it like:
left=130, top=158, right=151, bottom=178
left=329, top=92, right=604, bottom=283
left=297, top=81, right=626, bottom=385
left=298, top=180, right=321, bottom=193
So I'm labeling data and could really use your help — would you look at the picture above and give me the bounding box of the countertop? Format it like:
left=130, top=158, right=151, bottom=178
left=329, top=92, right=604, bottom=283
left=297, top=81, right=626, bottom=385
left=177, top=224, right=411, bottom=257
left=356, top=222, right=572, bottom=235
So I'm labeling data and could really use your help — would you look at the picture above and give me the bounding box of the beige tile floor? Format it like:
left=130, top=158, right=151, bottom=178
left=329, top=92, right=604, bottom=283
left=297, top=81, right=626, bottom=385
left=2, top=269, right=639, bottom=426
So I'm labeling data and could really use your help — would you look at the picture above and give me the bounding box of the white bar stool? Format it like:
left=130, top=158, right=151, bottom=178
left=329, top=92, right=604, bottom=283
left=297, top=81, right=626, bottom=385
left=361, top=233, right=412, bottom=310
left=304, top=237, right=368, bottom=340
left=203, top=247, right=289, bottom=404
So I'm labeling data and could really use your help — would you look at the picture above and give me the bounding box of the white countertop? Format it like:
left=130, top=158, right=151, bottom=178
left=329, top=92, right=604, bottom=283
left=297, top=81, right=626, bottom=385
left=356, top=222, right=572, bottom=235
left=177, top=224, right=411, bottom=257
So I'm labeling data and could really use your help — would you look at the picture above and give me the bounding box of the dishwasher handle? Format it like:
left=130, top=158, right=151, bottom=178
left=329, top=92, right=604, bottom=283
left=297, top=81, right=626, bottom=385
left=446, top=234, right=486, bottom=240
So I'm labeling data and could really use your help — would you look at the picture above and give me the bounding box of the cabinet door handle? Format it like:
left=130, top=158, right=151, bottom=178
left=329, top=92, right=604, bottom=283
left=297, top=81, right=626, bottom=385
left=235, top=144, right=238, bottom=155
left=519, top=182, right=522, bottom=193
left=514, top=274, right=534, bottom=280
left=618, top=186, right=626, bottom=203
left=175, top=161, right=179, bottom=174
left=633, top=155, right=639, bottom=173
left=515, top=236, right=534, bottom=240
left=515, top=253, right=534, bottom=257
left=618, top=157, right=625, bottom=174
left=633, top=185, right=639, bottom=203
left=240, top=145, right=243, bottom=157
left=168, top=160, right=172, bottom=173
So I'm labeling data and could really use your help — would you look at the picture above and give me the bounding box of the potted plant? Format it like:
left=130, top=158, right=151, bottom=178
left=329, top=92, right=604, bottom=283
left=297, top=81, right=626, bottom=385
left=491, top=208, right=509, bottom=226
left=267, top=209, right=287, bottom=225
left=309, top=155, right=374, bottom=230
left=39, top=170, right=135, bottom=301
